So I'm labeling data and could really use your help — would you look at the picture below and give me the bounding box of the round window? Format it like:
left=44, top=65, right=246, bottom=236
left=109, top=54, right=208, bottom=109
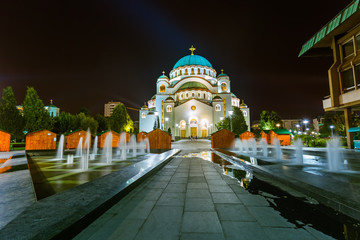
left=191, top=105, right=196, bottom=111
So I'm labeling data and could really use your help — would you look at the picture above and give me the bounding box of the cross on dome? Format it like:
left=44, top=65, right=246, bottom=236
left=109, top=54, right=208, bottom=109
left=221, top=69, right=224, bottom=74
left=162, top=71, right=165, bottom=76
left=189, top=45, right=196, bottom=55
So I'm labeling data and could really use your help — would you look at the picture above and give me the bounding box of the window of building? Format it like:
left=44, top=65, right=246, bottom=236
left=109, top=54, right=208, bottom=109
left=203, top=93, right=206, bottom=99
left=181, top=93, right=184, bottom=99
left=185, top=69, right=188, bottom=75
left=342, top=39, right=354, bottom=58
left=197, top=92, right=201, bottom=98
left=355, top=64, right=360, bottom=87
left=191, top=68, right=194, bottom=74
left=356, top=35, right=360, bottom=51
left=159, top=84, right=166, bottom=92
left=242, top=110, right=247, bottom=117
left=141, top=112, right=146, bottom=118
left=180, top=120, right=186, bottom=129
left=166, top=105, right=172, bottom=112
left=197, top=68, right=200, bottom=74
left=186, top=93, right=189, bottom=98
left=215, top=104, right=221, bottom=111
left=221, top=82, right=227, bottom=91
left=341, top=68, right=355, bottom=91
left=192, top=93, right=195, bottom=98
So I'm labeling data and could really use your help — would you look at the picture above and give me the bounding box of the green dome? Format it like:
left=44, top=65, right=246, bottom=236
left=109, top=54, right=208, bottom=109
left=218, top=73, right=228, bottom=77
left=178, top=82, right=208, bottom=90
left=173, top=55, right=213, bottom=70
left=158, top=75, right=169, bottom=80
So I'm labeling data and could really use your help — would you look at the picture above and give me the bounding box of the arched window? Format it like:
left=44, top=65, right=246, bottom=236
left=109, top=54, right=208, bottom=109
left=192, top=93, right=195, bottom=98
left=204, top=93, right=206, bottom=99
left=221, top=82, right=227, bottom=91
left=186, top=93, right=189, bottom=98
left=180, top=120, right=186, bottom=129
left=197, top=68, right=200, bottom=74
left=191, top=68, right=194, bottom=75
left=141, top=112, right=146, bottom=118
left=215, top=104, right=221, bottom=111
left=166, top=105, right=172, bottom=112
left=181, top=93, right=184, bottom=99
left=197, top=92, right=201, bottom=98
left=242, top=110, right=247, bottom=117
left=185, top=69, right=188, bottom=75
left=160, top=84, right=166, bottom=92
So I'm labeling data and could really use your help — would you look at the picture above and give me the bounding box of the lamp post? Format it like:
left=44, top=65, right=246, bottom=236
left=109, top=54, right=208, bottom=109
left=276, top=123, right=280, bottom=129
left=303, top=120, right=309, bottom=133
left=228, top=111, right=233, bottom=132
left=330, top=125, right=334, bottom=137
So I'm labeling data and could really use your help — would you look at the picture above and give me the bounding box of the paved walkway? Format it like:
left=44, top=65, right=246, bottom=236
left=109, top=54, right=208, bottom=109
left=75, top=150, right=327, bottom=240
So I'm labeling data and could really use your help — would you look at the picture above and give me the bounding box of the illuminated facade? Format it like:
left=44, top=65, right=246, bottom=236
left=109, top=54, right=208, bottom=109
left=139, top=46, right=250, bottom=138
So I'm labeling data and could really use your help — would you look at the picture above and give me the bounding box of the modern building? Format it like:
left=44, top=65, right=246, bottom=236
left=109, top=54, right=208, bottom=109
left=299, top=0, right=360, bottom=148
left=139, top=46, right=250, bottom=138
left=104, top=101, right=121, bottom=117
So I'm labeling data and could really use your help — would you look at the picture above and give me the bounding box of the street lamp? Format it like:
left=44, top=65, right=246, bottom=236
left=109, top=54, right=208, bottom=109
left=330, top=125, right=334, bottom=137
left=303, top=120, right=309, bottom=132
left=276, top=123, right=280, bottom=129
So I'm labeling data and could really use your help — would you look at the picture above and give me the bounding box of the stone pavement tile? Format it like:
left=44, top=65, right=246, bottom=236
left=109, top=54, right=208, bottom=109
left=164, top=183, right=187, bottom=193
left=207, top=179, right=227, bottom=185
left=222, top=176, right=240, bottom=185
left=204, top=171, right=221, bottom=176
left=176, top=168, right=190, bottom=173
left=189, top=172, right=204, bottom=177
left=229, top=184, right=247, bottom=194
left=180, top=233, right=225, bottom=240
left=181, top=212, right=223, bottom=233
left=263, top=227, right=317, bottom=240
left=188, top=176, right=206, bottom=183
left=108, top=219, right=145, bottom=240
left=146, top=181, right=168, bottom=189
left=236, top=194, right=269, bottom=206
left=215, top=203, right=255, bottom=221
left=157, top=192, right=185, bottom=206
left=173, top=172, right=189, bottom=178
left=125, top=200, right=157, bottom=220
left=131, top=188, right=163, bottom=201
left=212, top=192, right=241, bottom=203
left=151, top=175, right=172, bottom=182
left=247, top=207, right=295, bottom=227
left=205, top=175, right=224, bottom=180
left=187, top=182, right=208, bottom=189
left=209, top=185, right=233, bottom=193
left=156, top=170, right=175, bottom=176
left=221, top=221, right=270, bottom=240
left=185, top=198, right=215, bottom=212
left=186, top=189, right=212, bottom=199
left=303, top=226, right=335, bottom=240
left=170, top=177, right=188, bottom=184
left=135, top=206, right=183, bottom=240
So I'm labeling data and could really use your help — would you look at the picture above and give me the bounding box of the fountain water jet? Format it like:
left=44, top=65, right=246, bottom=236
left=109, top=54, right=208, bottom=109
left=130, top=135, right=137, bottom=157
left=80, top=129, right=91, bottom=170
left=119, top=132, right=127, bottom=160
left=294, top=139, right=304, bottom=165
left=242, top=140, right=249, bottom=153
left=327, top=138, right=343, bottom=171
left=67, top=154, right=74, bottom=164
left=249, top=138, right=257, bottom=156
left=260, top=139, right=268, bottom=157
left=102, top=132, right=113, bottom=164
left=143, top=137, right=150, bottom=153
left=75, top=137, right=83, bottom=157
left=56, top=134, right=64, bottom=159
left=273, top=138, right=282, bottom=160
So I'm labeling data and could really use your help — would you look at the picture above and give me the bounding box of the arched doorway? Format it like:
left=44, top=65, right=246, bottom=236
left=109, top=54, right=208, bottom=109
left=201, top=120, right=208, bottom=138
left=180, top=120, right=186, bottom=138
left=189, top=118, right=198, bottom=137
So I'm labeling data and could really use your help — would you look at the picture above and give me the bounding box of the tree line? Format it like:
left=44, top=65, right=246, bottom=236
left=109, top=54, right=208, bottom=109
left=0, top=86, right=133, bottom=141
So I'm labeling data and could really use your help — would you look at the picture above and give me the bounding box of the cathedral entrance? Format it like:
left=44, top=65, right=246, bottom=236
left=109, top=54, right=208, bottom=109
left=180, top=120, right=186, bottom=138
left=191, top=127, right=197, bottom=137
left=180, top=130, right=186, bottom=138
left=201, top=129, right=207, bottom=138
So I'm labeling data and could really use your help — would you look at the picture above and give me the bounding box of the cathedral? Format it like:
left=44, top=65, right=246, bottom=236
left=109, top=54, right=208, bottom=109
left=139, top=46, right=250, bottom=138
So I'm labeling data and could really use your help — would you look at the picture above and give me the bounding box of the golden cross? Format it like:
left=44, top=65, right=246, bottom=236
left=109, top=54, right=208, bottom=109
left=162, top=71, right=165, bottom=76
left=189, top=45, right=196, bottom=55
left=221, top=69, right=224, bottom=74
left=50, top=99, right=53, bottom=105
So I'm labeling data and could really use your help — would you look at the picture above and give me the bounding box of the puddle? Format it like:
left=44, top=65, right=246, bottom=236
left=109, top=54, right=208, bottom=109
left=202, top=151, right=360, bottom=240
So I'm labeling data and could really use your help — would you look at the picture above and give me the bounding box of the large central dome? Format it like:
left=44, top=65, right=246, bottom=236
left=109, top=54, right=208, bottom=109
left=173, top=54, right=213, bottom=70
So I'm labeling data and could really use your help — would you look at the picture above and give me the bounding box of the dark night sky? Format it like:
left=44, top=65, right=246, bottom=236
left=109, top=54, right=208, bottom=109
left=0, top=0, right=352, bottom=122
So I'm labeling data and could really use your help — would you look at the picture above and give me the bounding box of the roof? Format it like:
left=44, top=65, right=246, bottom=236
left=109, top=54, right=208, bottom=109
left=178, top=82, right=208, bottom=91
left=165, top=97, right=175, bottom=101
left=158, top=75, right=169, bottom=80
left=299, top=0, right=360, bottom=57
left=231, top=93, right=237, bottom=98
left=349, top=127, right=360, bottom=132
left=272, top=129, right=292, bottom=135
left=173, top=54, right=213, bottom=70
left=217, top=73, right=228, bottom=77
left=64, top=129, right=86, bottom=136
left=213, top=96, right=222, bottom=100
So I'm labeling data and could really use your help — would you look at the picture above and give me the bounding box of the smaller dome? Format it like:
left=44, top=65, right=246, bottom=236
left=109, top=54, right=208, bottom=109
left=231, top=93, right=237, bottom=98
left=158, top=71, right=169, bottom=80
left=165, top=97, right=174, bottom=102
left=213, top=96, right=222, bottom=100
left=240, top=100, right=247, bottom=108
left=217, top=69, right=228, bottom=78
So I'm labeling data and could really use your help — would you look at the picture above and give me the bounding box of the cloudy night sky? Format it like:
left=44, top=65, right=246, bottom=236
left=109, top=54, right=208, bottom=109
left=0, top=0, right=352, bottom=122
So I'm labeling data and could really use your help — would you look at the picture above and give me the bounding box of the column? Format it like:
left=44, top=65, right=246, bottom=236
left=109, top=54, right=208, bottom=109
left=344, top=107, right=354, bottom=149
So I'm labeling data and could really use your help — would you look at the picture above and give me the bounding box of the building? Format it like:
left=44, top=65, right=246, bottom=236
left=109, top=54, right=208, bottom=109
left=299, top=0, right=360, bottom=148
left=16, top=99, right=60, bottom=118
left=104, top=101, right=121, bottom=117
left=139, top=46, right=250, bottom=138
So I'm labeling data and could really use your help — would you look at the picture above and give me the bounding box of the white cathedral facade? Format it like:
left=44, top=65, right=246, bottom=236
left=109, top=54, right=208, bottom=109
left=139, top=46, right=250, bottom=138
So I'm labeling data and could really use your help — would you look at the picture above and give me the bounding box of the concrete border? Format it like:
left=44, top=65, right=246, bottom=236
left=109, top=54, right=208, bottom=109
left=0, top=149, right=180, bottom=239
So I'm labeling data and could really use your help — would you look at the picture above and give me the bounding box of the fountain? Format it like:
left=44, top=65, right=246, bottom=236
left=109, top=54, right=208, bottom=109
left=327, top=138, right=343, bottom=171
left=144, top=137, right=150, bottom=153
left=56, top=134, right=64, bottom=159
left=130, top=135, right=137, bottom=157
left=249, top=138, right=257, bottom=156
left=67, top=154, right=74, bottom=164
left=102, top=132, right=113, bottom=164
left=75, top=137, right=83, bottom=157
left=294, top=139, right=304, bottom=165
left=234, top=138, right=242, bottom=152
left=80, top=130, right=91, bottom=170
left=92, top=135, right=98, bottom=155
left=119, top=132, right=127, bottom=160
left=242, top=140, right=249, bottom=153
left=260, top=139, right=268, bottom=157
left=273, top=138, right=282, bottom=160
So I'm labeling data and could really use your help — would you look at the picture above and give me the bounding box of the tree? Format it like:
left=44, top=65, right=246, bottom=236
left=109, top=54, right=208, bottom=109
left=110, top=103, right=128, bottom=132
left=23, top=87, right=53, bottom=132
left=78, top=107, right=90, bottom=116
left=80, top=116, right=98, bottom=134
left=260, top=110, right=282, bottom=130
left=320, top=112, right=345, bottom=136
left=94, top=114, right=109, bottom=133
left=153, top=116, right=160, bottom=130
left=0, top=87, right=24, bottom=139
left=53, top=112, right=74, bottom=134
left=216, top=107, right=248, bottom=134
